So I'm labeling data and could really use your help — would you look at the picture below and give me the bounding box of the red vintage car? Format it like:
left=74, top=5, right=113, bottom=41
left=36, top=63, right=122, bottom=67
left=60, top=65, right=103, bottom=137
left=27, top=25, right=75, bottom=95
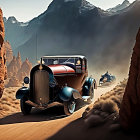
left=16, top=55, right=97, bottom=115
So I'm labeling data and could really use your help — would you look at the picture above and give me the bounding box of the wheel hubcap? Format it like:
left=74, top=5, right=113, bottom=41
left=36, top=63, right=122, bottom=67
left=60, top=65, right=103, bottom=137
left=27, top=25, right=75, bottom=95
left=68, top=101, right=76, bottom=114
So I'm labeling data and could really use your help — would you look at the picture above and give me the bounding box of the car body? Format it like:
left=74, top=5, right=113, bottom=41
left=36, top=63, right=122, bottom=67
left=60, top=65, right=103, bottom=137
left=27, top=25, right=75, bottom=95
left=16, top=55, right=97, bottom=115
left=99, top=71, right=116, bottom=86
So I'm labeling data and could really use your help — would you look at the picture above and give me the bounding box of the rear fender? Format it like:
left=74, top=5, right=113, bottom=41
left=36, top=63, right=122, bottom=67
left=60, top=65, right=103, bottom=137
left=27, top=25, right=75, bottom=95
left=16, top=87, right=30, bottom=99
left=59, top=87, right=81, bottom=102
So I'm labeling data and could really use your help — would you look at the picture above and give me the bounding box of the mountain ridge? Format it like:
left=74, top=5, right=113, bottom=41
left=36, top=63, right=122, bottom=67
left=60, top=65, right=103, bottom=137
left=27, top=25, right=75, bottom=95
left=107, top=0, right=131, bottom=13
left=4, top=0, right=140, bottom=78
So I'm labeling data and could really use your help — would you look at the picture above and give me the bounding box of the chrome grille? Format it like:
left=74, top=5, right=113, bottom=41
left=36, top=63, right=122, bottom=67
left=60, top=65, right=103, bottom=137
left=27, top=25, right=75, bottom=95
left=33, top=70, right=49, bottom=105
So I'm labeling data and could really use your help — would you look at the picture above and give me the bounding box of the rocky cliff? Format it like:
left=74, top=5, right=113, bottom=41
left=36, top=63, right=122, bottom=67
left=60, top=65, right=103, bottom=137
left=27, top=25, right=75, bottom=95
left=0, top=8, right=7, bottom=98
left=0, top=9, right=4, bottom=47
left=4, top=41, right=13, bottom=65
left=119, top=28, right=140, bottom=130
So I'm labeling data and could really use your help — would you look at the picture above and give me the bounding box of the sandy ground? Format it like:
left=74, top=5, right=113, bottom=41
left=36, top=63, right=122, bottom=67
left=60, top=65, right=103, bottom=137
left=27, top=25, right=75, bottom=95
left=0, top=84, right=117, bottom=140
left=0, top=87, right=20, bottom=118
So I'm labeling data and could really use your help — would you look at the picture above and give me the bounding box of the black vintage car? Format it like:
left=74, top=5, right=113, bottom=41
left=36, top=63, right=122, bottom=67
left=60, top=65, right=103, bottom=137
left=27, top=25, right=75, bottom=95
left=16, top=55, right=97, bottom=116
left=99, top=71, right=116, bottom=86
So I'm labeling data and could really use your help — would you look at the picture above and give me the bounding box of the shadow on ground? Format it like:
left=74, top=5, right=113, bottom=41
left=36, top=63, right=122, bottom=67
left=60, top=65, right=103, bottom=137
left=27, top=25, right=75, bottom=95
left=48, top=118, right=140, bottom=140
left=0, top=99, right=88, bottom=125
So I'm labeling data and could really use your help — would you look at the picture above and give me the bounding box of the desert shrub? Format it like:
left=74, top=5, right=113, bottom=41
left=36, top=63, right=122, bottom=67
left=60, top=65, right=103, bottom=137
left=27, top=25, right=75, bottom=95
left=85, top=114, right=104, bottom=127
left=93, top=99, right=105, bottom=110
left=83, top=79, right=127, bottom=128
left=101, top=99, right=119, bottom=114
left=110, top=95, right=121, bottom=107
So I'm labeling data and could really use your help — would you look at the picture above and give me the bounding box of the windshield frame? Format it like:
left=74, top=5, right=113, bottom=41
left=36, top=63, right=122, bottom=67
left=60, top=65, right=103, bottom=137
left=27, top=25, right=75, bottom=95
left=42, top=57, right=81, bottom=66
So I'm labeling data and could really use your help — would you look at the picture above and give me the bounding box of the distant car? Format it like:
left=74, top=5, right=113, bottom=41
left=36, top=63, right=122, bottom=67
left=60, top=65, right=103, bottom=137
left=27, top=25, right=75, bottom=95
left=99, top=71, right=116, bottom=86
left=16, top=55, right=97, bottom=116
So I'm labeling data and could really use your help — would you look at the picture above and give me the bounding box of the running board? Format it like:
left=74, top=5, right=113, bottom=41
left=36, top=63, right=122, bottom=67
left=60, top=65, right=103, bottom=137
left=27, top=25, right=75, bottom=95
left=82, top=96, right=90, bottom=101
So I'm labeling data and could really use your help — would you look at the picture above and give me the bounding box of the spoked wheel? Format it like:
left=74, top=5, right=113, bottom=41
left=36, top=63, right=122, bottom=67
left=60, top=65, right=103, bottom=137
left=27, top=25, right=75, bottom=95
left=64, top=99, right=76, bottom=116
left=87, top=85, right=94, bottom=104
left=20, top=97, right=32, bottom=115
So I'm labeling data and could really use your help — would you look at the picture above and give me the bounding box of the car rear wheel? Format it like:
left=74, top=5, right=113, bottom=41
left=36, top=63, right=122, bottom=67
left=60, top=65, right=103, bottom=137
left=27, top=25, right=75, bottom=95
left=87, top=85, right=94, bottom=104
left=20, top=97, right=32, bottom=115
left=64, top=99, right=76, bottom=116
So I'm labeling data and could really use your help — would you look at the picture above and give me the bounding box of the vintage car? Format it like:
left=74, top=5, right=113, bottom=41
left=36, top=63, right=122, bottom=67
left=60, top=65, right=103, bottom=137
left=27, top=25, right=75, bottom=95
left=16, top=55, right=97, bottom=116
left=99, top=71, right=116, bottom=86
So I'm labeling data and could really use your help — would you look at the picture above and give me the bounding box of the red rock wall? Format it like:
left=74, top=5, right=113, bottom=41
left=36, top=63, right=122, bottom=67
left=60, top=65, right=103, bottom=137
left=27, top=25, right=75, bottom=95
left=0, top=9, right=4, bottom=47
left=119, top=28, right=140, bottom=130
left=0, top=9, right=6, bottom=98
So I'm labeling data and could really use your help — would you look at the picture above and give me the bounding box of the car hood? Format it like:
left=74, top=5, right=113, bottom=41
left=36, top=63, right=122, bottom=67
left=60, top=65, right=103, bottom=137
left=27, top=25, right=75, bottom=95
left=48, top=65, right=75, bottom=75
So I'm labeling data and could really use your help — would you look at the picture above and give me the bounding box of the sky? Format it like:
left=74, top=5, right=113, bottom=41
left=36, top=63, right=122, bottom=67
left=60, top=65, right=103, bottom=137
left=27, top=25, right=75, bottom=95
left=0, top=0, right=136, bottom=22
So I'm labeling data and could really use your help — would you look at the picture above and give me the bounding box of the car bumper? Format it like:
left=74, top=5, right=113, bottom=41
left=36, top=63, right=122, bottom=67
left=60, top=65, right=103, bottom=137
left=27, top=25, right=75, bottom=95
left=25, top=100, right=63, bottom=110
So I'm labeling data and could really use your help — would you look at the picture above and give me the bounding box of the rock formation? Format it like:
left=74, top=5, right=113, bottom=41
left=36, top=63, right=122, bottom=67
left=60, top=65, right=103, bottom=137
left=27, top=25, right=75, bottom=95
left=7, top=56, right=19, bottom=78
left=16, top=52, right=22, bottom=70
left=7, top=52, right=23, bottom=78
left=4, top=41, right=13, bottom=65
left=119, top=28, right=140, bottom=130
left=17, top=58, right=32, bottom=82
left=0, top=8, right=7, bottom=98
left=7, top=53, right=32, bottom=87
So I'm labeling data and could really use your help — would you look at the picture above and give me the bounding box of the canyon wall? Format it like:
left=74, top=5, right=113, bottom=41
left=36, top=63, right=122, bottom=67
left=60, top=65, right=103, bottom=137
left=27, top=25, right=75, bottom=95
left=0, top=9, right=7, bottom=98
left=119, top=28, right=140, bottom=130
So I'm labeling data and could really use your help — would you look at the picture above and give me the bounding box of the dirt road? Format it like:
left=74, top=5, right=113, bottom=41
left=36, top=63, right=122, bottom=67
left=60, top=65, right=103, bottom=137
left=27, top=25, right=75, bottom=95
left=0, top=84, right=116, bottom=140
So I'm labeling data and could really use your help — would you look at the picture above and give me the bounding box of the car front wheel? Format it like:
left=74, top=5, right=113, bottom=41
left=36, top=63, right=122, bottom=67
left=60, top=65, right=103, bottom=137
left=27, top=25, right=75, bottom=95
left=20, top=97, right=32, bottom=115
left=64, top=99, right=76, bottom=116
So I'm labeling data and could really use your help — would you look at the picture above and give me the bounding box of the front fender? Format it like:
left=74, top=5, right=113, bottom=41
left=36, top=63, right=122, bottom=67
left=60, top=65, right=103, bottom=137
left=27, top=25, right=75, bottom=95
left=16, top=87, right=30, bottom=99
left=87, top=77, right=97, bottom=89
left=83, top=77, right=97, bottom=96
left=59, top=87, right=81, bottom=102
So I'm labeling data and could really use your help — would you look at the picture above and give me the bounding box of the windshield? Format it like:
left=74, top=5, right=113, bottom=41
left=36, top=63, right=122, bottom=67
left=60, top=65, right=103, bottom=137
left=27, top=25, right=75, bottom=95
left=42, top=58, right=79, bottom=66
